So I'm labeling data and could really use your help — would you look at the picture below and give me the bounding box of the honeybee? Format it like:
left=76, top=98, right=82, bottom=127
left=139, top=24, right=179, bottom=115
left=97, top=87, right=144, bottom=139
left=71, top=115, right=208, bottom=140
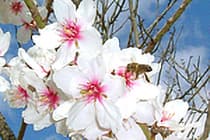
left=126, top=62, right=152, bottom=81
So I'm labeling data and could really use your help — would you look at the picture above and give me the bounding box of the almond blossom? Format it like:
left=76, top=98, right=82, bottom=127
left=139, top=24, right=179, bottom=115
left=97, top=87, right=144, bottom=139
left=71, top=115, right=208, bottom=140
left=21, top=70, right=61, bottom=130
left=33, top=0, right=102, bottom=70
left=53, top=56, right=125, bottom=137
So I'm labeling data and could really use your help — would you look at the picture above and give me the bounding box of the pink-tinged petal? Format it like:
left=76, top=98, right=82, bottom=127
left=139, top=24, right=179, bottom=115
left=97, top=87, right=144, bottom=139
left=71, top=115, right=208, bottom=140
left=0, top=57, right=6, bottom=67
left=18, top=48, right=47, bottom=78
left=76, top=0, right=96, bottom=25
left=53, top=101, right=74, bottom=121
left=53, top=66, right=84, bottom=97
left=95, top=100, right=122, bottom=133
left=163, top=100, right=189, bottom=122
left=115, top=118, right=147, bottom=140
left=0, top=76, right=10, bottom=92
left=52, top=44, right=76, bottom=70
left=66, top=100, right=95, bottom=130
left=53, top=0, right=76, bottom=23
left=134, top=101, right=155, bottom=124
left=116, top=94, right=137, bottom=119
left=32, top=23, right=61, bottom=49
left=17, top=26, right=32, bottom=44
left=78, top=27, right=102, bottom=54
left=0, top=31, right=10, bottom=56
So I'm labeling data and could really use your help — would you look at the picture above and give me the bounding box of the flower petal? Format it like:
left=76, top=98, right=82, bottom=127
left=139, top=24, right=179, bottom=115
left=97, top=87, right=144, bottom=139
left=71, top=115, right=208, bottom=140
left=164, top=99, right=189, bottom=122
left=53, top=101, right=74, bottom=121
left=0, top=31, right=10, bottom=56
left=17, top=26, right=32, bottom=44
left=66, top=100, right=95, bottom=130
left=96, top=100, right=122, bottom=133
left=76, top=0, right=96, bottom=25
left=53, top=0, right=76, bottom=23
left=0, top=76, right=10, bottom=92
left=53, top=66, right=84, bottom=97
left=78, top=27, right=102, bottom=55
left=52, top=44, right=76, bottom=70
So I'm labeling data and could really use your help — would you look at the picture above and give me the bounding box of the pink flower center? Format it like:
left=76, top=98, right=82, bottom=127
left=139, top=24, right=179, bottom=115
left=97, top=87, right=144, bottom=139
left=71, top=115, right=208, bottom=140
left=60, top=20, right=81, bottom=46
left=80, top=79, right=106, bottom=103
left=40, top=87, right=59, bottom=110
left=160, top=110, right=175, bottom=122
left=114, top=67, right=136, bottom=88
left=10, top=1, right=23, bottom=15
left=16, top=85, right=29, bottom=102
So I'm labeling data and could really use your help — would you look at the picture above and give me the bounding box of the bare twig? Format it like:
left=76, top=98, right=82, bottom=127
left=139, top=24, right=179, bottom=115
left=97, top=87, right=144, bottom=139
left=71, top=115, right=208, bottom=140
left=24, top=0, right=46, bottom=29
left=17, top=119, right=27, bottom=140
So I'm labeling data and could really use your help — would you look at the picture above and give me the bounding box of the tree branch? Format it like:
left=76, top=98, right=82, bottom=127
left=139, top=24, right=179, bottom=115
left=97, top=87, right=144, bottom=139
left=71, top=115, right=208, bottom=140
left=200, top=101, right=210, bottom=140
left=17, top=119, right=27, bottom=140
left=0, top=112, right=16, bottom=140
left=24, top=0, right=46, bottom=29
left=128, top=0, right=140, bottom=48
left=144, top=0, right=192, bottom=53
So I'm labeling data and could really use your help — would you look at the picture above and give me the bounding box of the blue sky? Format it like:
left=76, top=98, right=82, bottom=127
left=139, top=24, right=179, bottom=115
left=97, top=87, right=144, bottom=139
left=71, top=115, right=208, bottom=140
left=0, top=0, right=209, bottom=140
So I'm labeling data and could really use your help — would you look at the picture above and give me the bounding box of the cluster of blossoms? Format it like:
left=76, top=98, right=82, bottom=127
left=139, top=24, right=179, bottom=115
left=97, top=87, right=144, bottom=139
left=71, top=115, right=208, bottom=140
left=0, top=0, right=192, bottom=139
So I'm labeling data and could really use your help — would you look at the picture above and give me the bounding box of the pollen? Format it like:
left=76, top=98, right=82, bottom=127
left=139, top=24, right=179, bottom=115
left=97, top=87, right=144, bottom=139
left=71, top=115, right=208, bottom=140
left=80, top=79, right=106, bottom=103
left=60, top=20, right=81, bottom=46
left=40, top=87, right=59, bottom=110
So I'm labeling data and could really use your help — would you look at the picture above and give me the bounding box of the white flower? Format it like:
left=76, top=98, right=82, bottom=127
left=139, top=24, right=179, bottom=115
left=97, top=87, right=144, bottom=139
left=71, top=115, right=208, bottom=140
left=33, top=0, right=102, bottom=70
left=53, top=56, right=125, bottom=133
left=155, top=99, right=189, bottom=131
left=22, top=70, right=61, bottom=130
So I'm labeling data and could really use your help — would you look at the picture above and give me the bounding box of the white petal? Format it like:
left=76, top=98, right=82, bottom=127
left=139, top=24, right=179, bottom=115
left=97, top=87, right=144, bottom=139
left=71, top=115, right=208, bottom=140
left=102, top=74, right=125, bottom=101
left=32, top=23, right=61, bottom=49
left=96, top=100, right=122, bottom=133
left=0, top=31, right=10, bottom=56
left=17, top=26, right=32, bottom=44
left=21, top=69, right=45, bottom=92
left=77, top=56, right=106, bottom=81
left=83, top=121, right=107, bottom=140
left=164, top=99, right=189, bottom=122
left=102, top=37, right=121, bottom=53
left=0, top=76, right=10, bottom=92
left=134, top=101, right=155, bottom=124
left=53, top=66, right=84, bottom=97
left=55, top=120, right=69, bottom=136
left=66, top=100, right=95, bottom=130
left=115, top=118, right=147, bottom=140
left=115, top=94, right=137, bottom=119
left=18, top=48, right=47, bottom=78
left=53, top=101, right=74, bottom=121
left=76, top=0, right=96, bottom=25
left=22, top=104, right=52, bottom=130
left=78, top=27, right=102, bottom=55
left=53, top=0, right=76, bottom=23
left=131, top=82, right=160, bottom=100
left=0, top=57, right=6, bottom=66
left=52, top=44, right=76, bottom=70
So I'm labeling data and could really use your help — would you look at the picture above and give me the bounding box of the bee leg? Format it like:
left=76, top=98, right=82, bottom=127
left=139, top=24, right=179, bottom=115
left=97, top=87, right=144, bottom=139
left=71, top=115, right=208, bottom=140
left=144, top=73, right=150, bottom=83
